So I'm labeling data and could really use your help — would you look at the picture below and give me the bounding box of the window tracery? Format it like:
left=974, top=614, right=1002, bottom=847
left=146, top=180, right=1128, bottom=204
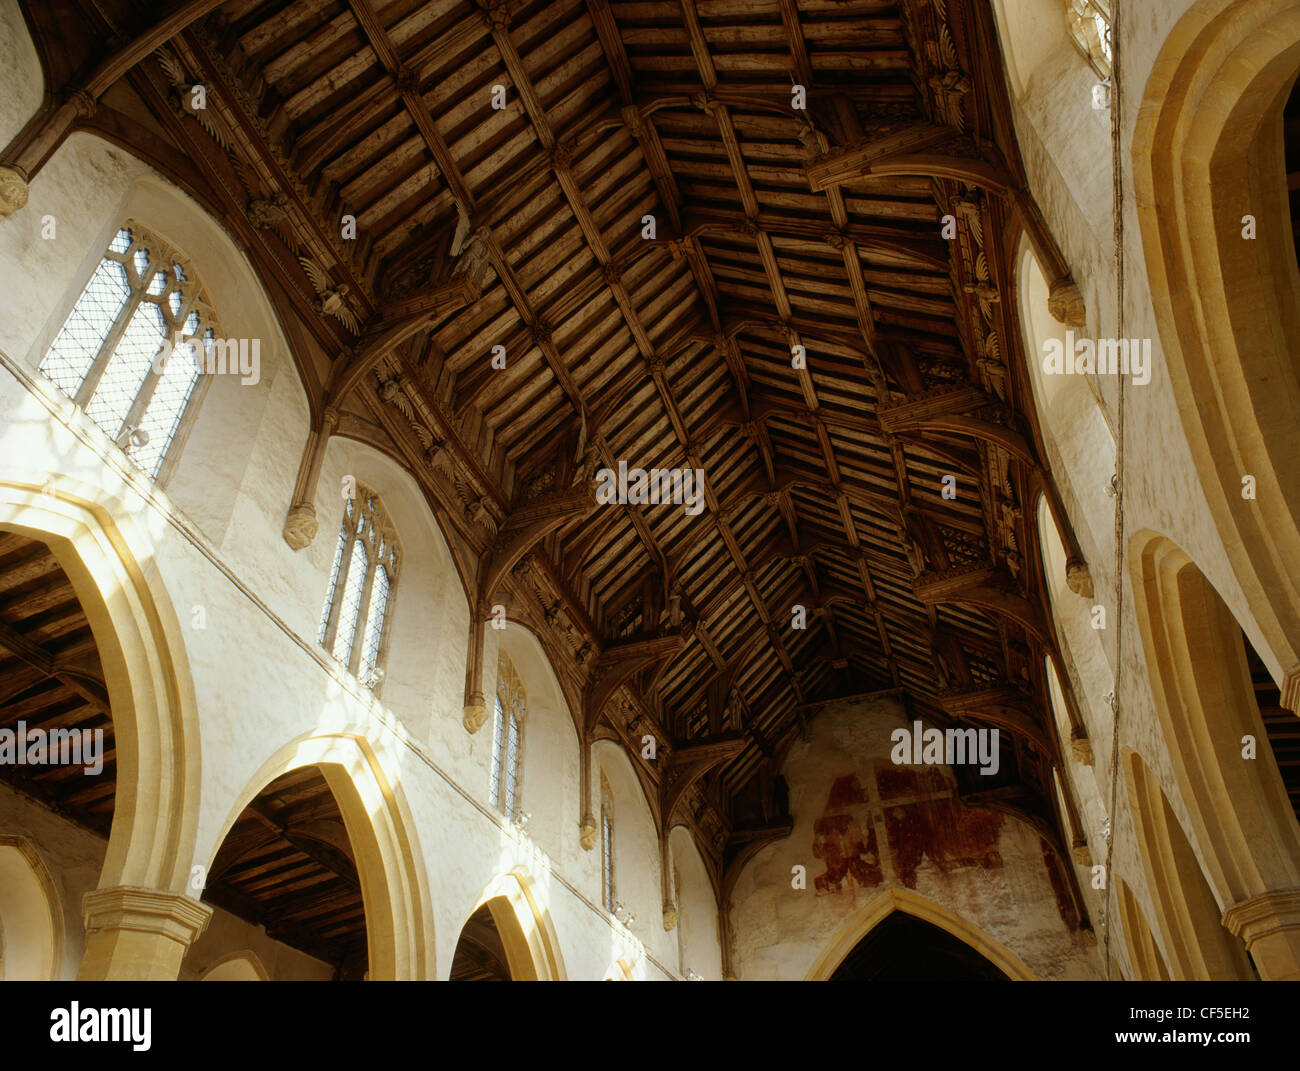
left=39, top=222, right=221, bottom=480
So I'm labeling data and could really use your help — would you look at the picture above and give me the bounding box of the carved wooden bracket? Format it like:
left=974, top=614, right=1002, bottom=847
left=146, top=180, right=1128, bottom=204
left=913, top=566, right=1050, bottom=644
left=582, top=633, right=683, bottom=735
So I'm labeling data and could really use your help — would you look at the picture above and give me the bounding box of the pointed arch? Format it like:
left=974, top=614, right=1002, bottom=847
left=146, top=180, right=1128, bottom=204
left=0, top=835, right=64, bottom=980
left=199, top=950, right=269, bottom=981
left=1122, top=749, right=1253, bottom=980
left=1114, top=875, right=1171, bottom=981
left=1129, top=531, right=1300, bottom=903
left=464, top=870, right=566, bottom=981
left=1133, top=0, right=1300, bottom=711
left=0, top=481, right=201, bottom=894
left=206, top=732, right=434, bottom=981
left=805, top=887, right=1037, bottom=980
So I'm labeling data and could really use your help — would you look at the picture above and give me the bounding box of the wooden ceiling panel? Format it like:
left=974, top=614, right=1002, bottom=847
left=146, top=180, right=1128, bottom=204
left=19, top=0, right=1084, bottom=909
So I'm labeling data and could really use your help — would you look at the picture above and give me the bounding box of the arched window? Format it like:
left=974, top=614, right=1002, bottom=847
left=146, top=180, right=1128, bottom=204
left=318, top=485, right=400, bottom=687
left=490, top=651, right=525, bottom=820
left=1067, top=0, right=1111, bottom=79
left=38, top=223, right=220, bottom=480
left=600, top=771, right=615, bottom=912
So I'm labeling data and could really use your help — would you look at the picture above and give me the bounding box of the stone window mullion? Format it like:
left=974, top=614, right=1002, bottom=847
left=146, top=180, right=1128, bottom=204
left=348, top=552, right=379, bottom=678
left=321, top=509, right=359, bottom=653
left=73, top=284, right=146, bottom=409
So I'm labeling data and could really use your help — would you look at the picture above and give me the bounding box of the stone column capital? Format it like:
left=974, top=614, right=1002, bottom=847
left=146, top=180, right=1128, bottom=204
left=1223, top=887, right=1300, bottom=980
left=579, top=812, right=598, bottom=851
left=1281, top=664, right=1300, bottom=715
left=1222, top=887, right=1300, bottom=939
left=83, top=886, right=212, bottom=946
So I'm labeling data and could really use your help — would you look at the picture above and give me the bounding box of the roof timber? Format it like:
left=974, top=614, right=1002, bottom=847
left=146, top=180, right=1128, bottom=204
left=17, top=0, right=1091, bottom=926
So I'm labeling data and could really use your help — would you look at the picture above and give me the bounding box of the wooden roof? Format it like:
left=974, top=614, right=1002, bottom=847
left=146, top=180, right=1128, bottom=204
left=14, top=0, right=1090, bottom=925
left=0, top=532, right=116, bottom=834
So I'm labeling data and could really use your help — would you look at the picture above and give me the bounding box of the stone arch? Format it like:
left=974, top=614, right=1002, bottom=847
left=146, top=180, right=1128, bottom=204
left=199, top=950, right=269, bottom=981
left=6, top=141, right=310, bottom=547
left=667, top=825, right=722, bottom=980
left=1016, top=241, right=1116, bottom=574
left=1122, top=749, right=1253, bottom=980
left=313, top=437, right=470, bottom=743
left=1133, top=0, right=1300, bottom=711
left=490, top=625, right=581, bottom=861
left=592, top=740, right=662, bottom=935
left=1129, top=532, right=1300, bottom=904
left=0, top=835, right=64, bottom=980
left=805, top=887, right=1036, bottom=980
left=0, top=482, right=201, bottom=896
left=1037, top=494, right=1114, bottom=725
left=1114, top=875, right=1170, bottom=981
left=463, top=870, right=566, bottom=981
left=206, top=732, right=434, bottom=981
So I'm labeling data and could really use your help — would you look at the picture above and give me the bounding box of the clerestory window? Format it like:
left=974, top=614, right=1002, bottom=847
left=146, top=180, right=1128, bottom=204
left=318, top=485, right=400, bottom=688
left=39, top=223, right=218, bottom=480
left=1067, top=0, right=1112, bottom=79
left=489, top=651, right=525, bottom=820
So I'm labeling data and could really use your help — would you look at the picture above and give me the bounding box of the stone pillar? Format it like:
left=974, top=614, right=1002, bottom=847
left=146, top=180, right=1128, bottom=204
left=1223, top=888, right=1300, bottom=980
left=78, top=886, right=213, bottom=980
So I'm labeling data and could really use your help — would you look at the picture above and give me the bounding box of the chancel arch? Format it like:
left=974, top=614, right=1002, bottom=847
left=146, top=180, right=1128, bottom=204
left=805, top=888, right=1035, bottom=981
left=1133, top=0, right=1300, bottom=714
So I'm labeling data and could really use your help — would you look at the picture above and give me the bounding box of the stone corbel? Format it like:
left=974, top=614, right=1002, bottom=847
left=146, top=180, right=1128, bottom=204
left=461, top=608, right=495, bottom=734
left=1047, top=276, right=1087, bottom=329
left=282, top=407, right=339, bottom=550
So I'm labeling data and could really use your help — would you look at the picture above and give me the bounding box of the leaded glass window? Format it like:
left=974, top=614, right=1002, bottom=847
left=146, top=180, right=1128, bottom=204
left=39, top=223, right=219, bottom=480
left=490, top=652, right=525, bottom=820
left=600, top=771, right=615, bottom=912
left=318, top=486, right=400, bottom=687
left=1067, top=0, right=1112, bottom=79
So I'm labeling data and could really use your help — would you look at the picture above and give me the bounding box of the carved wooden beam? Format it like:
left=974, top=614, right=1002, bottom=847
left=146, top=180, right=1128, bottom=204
left=476, top=487, right=595, bottom=610
left=803, top=122, right=958, bottom=189
left=913, top=567, right=1050, bottom=644
left=938, top=684, right=1054, bottom=757
left=327, top=278, right=476, bottom=405
left=0, top=619, right=109, bottom=712
left=664, top=733, right=747, bottom=821
left=582, top=633, right=684, bottom=736
left=0, top=0, right=228, bottom=211
left=880, top=406, right=1037, bottom=467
